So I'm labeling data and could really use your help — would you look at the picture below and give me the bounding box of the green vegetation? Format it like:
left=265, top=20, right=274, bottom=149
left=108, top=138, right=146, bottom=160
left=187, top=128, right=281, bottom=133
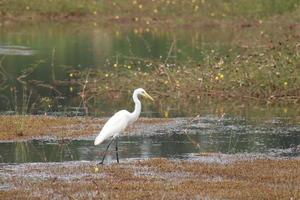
left=0, top=0, right=299, bottom=117
left=1, top=0, right=300, bottom=22
left=76, top=32, right=300, bottom=115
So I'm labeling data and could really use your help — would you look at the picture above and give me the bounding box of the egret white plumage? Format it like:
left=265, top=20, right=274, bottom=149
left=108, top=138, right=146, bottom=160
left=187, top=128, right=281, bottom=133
left=94, top=88, right=154, bottom=164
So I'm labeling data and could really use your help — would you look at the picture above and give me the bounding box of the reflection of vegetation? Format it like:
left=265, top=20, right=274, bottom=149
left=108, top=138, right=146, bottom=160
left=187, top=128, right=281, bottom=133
left=12, top=140, right=78, bottom=163
left=0, top=57, right=62, bottom=114
left=14, top=141, right=31, bottom=163
left=46, top=140, right=78, bottom=162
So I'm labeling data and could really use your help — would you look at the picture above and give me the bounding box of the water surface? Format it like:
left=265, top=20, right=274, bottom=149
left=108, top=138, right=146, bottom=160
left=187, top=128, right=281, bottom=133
left=1, top=117, right=299, bottom=163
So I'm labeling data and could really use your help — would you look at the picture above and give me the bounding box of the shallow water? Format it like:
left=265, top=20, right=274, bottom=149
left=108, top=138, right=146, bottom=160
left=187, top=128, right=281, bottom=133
left=0, top=117, right=299, bottom=163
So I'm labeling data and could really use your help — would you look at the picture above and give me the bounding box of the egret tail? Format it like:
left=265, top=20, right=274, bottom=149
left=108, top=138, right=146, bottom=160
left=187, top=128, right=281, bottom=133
left=94, top=133, right=106, bottom=145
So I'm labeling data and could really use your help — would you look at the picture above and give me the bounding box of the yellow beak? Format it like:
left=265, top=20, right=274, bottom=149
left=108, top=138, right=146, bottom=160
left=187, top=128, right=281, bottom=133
left=143, top=92, right=154, bottom=101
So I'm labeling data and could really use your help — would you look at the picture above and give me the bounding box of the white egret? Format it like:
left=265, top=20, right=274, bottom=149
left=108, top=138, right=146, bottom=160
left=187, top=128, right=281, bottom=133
left=94, top=88, right=154, bottom=164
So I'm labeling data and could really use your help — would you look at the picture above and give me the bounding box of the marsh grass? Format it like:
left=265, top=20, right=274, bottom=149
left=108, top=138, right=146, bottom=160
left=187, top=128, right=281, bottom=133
left=1, top=0, right=300, bottom=22
left=0, top=115, right=98, bottom=140
left=0, top=0, right=299, bottom=118
left=0, top=158, right=299, bottom=199
left=74, top=33, right=300, bottom=116
left=0, top=115, right=171, bottom=140
left=0, top=23, right=299, bottom=118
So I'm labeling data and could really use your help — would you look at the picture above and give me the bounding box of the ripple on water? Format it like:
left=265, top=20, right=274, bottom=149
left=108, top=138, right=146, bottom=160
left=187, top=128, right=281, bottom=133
left=0, top=45, right=36, bottom=56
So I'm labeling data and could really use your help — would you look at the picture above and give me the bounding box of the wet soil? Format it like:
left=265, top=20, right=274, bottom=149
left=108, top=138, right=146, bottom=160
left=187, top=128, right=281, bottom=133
left=0, top=155, right=299, bottom=200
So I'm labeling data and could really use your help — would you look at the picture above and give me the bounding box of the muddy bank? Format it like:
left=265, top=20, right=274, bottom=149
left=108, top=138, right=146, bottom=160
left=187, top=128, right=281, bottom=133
left=0, top=156, right=299, bottom=199
left=0, top=115, right=179, bottom=141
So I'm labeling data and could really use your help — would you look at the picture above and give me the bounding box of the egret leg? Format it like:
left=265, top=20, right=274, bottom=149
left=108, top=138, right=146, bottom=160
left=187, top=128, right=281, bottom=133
left=115, top=137, right=119, bottom=163
left=98, top=139, right=114, bottom=165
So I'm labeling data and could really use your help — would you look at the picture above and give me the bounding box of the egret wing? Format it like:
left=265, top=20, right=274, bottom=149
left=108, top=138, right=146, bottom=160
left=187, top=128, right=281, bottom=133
left=94, top=110, right=130, bottom=145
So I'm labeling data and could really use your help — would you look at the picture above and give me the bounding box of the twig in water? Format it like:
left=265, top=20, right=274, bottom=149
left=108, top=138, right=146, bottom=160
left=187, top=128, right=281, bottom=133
left=181, top=114, right=201, bottom=149
left=79, top=70, right=91, bottom=115
left=51, top=47, right=56, bottom=82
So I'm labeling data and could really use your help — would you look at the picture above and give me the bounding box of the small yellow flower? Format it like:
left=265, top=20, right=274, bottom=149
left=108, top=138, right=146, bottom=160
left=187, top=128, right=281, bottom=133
left=153, top=9, right=158, bottom=13
left=93, top=11, right=97, bottom=15
left=138, top=4, right=143, bottom=9
left=218, top=59, right=224, bottom=66
left=113, top=63, right=118, bottom=67
left=115, top=15, right=120, bottom=20
left=69, top=73, right=73, bottom=77
left=105, top=74, right=109, bottom=77
left=284, top=82, right=288, bottom=86
left=26, top=6, right=30, bottom=10
left=164, top=111, right=169, bottom=118
left=215, top=76, right=219, bottom=80
left=127, top=65, right=132, bottom=69
left=94, top=167, right=99, bottom=173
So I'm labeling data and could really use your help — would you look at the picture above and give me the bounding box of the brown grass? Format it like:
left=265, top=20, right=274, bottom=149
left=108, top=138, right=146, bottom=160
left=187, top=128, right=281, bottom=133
left=0, top=115, right=172, bottom=141
left=0, top=158, right=299, bottom=199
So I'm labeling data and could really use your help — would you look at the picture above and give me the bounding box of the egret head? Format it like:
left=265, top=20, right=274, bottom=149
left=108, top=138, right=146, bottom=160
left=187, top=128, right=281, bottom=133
left=134, top=88, right=154, bottom=101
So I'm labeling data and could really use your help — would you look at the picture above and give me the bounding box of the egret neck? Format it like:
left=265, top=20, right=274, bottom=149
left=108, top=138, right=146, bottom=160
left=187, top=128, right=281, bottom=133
left=129, top=90, right=141, bottom=124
